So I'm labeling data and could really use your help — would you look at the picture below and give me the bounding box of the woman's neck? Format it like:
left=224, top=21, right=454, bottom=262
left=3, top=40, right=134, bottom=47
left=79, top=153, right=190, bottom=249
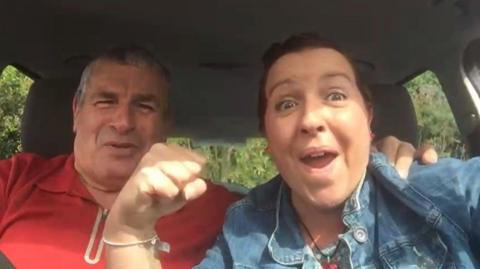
left=292, top=193, right=346, bottom=248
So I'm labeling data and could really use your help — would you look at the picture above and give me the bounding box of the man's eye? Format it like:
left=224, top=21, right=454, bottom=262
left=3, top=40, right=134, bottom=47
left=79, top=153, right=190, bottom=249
left=138, top=103, right=155, bottom=112
left=275, top=100, right=297, bottom=111
left=95, top=99, right=114, bottom=107
left=326, top=91, right=347, bottom=102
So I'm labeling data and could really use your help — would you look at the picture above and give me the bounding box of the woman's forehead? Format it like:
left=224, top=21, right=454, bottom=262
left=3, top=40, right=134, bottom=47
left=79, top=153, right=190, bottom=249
left=265, top=48, right=356, bottom=89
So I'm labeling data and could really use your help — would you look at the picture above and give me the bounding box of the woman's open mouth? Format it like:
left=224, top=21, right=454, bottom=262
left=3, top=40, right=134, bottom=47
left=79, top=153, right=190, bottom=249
left=299, top=149, right=338, bottom=170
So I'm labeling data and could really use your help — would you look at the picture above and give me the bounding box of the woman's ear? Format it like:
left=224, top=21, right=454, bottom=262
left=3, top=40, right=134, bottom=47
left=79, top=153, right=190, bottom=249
left=264, top=143, right=271, bottom=154
left=367, top=105, right=374, bottom=140
left=368, top=106, right=373, bottom=126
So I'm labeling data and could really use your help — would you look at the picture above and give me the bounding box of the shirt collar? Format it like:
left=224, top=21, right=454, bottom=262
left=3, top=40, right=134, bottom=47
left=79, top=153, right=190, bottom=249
left=35, top=154, right=95, bottom=201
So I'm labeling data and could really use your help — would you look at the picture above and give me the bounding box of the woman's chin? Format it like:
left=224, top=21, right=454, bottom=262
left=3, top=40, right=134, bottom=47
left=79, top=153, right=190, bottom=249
left=293, top=191, right=347, bottom=214
left=310, top=188, right=349, bottom=210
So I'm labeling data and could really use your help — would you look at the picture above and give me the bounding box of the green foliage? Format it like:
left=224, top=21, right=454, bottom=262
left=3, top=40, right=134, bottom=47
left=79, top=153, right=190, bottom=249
left=404, top=71, right=467, bottom=158
left=0, top=66, right=32, bottom=159
left=168, top=138, right=277, bottom=188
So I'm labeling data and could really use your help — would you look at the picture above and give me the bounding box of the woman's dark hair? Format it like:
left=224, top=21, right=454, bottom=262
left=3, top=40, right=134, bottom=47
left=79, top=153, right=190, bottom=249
left=257, top=33, right=371, bottom=131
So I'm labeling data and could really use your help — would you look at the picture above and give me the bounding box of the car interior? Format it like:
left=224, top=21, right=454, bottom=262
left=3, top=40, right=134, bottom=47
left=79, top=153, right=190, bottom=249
left=0, top=1, right=480, bottom=268
left=0, top=0, right=480, bottom=158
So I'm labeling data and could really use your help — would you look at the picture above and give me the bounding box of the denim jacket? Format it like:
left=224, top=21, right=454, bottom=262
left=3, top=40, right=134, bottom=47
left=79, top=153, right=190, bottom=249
left=195, top=153, right=480, bottom=268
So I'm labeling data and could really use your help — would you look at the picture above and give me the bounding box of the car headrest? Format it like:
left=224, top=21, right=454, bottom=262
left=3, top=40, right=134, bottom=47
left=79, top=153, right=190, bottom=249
left=370, top=84, right=418, bottom=146
left=463, top=38, right=480, bottom=92
left=20, top=79, right=418, bottom=157
left=21, top=78, right=77, bottom=157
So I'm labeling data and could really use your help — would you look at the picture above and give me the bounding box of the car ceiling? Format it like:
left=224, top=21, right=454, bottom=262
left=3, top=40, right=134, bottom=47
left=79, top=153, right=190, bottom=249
left=0, top=0, right=479, bottom=142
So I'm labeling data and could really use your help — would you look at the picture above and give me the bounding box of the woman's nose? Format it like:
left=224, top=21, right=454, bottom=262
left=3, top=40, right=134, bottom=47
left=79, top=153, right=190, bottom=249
left=300, top=105, right=326, bottom=135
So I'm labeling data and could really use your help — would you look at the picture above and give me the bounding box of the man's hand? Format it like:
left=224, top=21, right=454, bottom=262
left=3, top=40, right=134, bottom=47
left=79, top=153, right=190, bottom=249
left=373, top=136, right=438, bottom=178
left=105, top=143, right=207, bottom=242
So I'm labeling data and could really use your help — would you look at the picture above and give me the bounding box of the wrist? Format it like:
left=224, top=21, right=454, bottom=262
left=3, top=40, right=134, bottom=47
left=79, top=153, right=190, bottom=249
left=104, top=211, right=156, bottom=244
left=103, top=234, right=171, bottom=254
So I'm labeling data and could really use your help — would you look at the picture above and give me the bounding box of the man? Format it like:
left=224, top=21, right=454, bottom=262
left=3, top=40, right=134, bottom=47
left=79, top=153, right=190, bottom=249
left=0, top=46, right=435, bottom=268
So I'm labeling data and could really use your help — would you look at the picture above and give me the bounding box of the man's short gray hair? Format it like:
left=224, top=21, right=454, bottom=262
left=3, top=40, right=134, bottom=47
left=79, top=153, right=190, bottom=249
left=75, top=45, right=171, bottom=104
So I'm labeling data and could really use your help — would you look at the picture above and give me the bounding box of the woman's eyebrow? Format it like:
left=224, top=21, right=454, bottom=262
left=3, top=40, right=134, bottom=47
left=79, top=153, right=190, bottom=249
left=268, top=78, right=296, bottom=96
left=321, top=72, right=353, bottom=83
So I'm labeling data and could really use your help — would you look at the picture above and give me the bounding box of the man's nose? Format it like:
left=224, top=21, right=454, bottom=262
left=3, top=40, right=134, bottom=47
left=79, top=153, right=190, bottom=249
left=300, top=103, right=326, bottom=135
left=110, top=105, right=135, bottom=134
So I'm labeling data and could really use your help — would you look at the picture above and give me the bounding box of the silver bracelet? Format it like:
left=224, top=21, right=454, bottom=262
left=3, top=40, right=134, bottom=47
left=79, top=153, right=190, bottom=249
left=102, top=234, right=170, bottom=253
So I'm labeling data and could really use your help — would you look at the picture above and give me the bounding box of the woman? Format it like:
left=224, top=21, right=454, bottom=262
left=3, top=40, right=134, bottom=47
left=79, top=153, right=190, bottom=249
left=105, top=34, right=476, bottom=268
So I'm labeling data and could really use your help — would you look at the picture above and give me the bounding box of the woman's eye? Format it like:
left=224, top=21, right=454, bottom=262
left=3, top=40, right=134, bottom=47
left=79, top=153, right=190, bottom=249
left=326, top=91, right=346, bottom=102
left=275, top=100, right=297, bottom=111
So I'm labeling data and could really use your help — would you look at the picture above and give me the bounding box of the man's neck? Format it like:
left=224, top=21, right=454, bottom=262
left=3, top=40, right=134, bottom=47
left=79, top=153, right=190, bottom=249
left=85, top=186, right=119, bottom=209
left=75, top=172, right=123, bottom=209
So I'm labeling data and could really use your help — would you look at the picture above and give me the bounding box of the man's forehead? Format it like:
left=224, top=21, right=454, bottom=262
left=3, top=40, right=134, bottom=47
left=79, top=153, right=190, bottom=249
left=86, top=60, right=168, bottom=96
left=89, top=59, right=157, bottom=79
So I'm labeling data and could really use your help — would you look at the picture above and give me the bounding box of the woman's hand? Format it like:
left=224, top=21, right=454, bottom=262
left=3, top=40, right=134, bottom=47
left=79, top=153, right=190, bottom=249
left=105, top=143, right=207, bottom=245
left=373, top=136, right=438, bottom=178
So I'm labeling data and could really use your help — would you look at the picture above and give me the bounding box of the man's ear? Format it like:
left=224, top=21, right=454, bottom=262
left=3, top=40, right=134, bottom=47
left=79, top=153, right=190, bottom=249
left=159, top=104, right=174, bottom=142
left=159, top=112, right=174, bottom=143
left=72, top=95, right=79, bottom=133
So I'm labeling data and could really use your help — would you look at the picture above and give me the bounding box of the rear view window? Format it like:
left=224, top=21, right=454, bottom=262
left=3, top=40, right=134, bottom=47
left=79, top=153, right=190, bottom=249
left=168, top=138, right=277, bottom=188
left=0, top=65, right=33, bottom=158
left=405, top=71, right=467, bottom=158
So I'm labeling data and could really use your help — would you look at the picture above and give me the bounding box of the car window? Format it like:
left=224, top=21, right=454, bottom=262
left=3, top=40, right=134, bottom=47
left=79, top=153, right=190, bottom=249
left=0, top=65, right=33, bottom=158
left=405, top=71, right=467, bottom=158
left=168, top=137, right=276, bottom=188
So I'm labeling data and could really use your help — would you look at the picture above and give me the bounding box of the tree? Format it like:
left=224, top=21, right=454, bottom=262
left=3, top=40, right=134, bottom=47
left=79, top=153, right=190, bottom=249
left=0, top=66, right=32, bottom=158
left=405, top=71, right=466, bottom=158
left=168, top=138, right=277, bottom=188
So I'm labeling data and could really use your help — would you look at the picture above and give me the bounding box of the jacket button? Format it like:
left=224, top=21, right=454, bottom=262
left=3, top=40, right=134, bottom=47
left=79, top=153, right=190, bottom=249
left=353, top=227, right=368, bottom=243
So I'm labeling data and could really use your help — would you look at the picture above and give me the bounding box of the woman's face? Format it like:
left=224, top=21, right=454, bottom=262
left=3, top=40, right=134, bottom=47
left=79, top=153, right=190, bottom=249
left=264, top=48, right=372, bottom=210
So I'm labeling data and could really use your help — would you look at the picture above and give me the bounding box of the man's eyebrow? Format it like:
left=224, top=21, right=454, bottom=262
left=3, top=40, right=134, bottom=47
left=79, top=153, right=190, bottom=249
left=267, top=78, right=296, bottom=96
left=90, top=90, right=117, bottom=99
left=132, top=93, right=161, bottom=105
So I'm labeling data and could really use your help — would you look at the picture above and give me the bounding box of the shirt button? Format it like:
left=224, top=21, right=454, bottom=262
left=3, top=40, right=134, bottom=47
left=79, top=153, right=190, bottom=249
left=353, top=227, right=368, bottom=243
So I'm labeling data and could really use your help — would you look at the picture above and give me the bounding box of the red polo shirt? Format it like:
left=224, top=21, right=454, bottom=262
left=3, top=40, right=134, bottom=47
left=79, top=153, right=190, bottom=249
left=0, top=153, right=242, bottom=269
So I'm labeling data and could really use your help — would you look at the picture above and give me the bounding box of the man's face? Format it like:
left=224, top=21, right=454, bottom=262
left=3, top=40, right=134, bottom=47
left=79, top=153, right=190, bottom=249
left=72, top=60, right=169, bottom=189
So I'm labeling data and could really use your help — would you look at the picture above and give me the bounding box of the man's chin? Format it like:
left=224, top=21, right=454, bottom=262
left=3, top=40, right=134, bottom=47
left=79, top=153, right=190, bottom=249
left=100, top=160, right=138, bottom=180
left=103, top=170, right=134, bottom=185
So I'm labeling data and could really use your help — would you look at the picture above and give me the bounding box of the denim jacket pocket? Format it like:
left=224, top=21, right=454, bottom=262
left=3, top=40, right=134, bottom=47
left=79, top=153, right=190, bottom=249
left=379, top=229, right=455, bottom=269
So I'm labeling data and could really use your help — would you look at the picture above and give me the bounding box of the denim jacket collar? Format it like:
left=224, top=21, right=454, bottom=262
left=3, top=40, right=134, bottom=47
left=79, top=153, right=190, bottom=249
left=267, top=181, right=306, bottom=265
left=343, top=170, right=366, bottom=215
left=266, top=171, right=367, bottom=265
